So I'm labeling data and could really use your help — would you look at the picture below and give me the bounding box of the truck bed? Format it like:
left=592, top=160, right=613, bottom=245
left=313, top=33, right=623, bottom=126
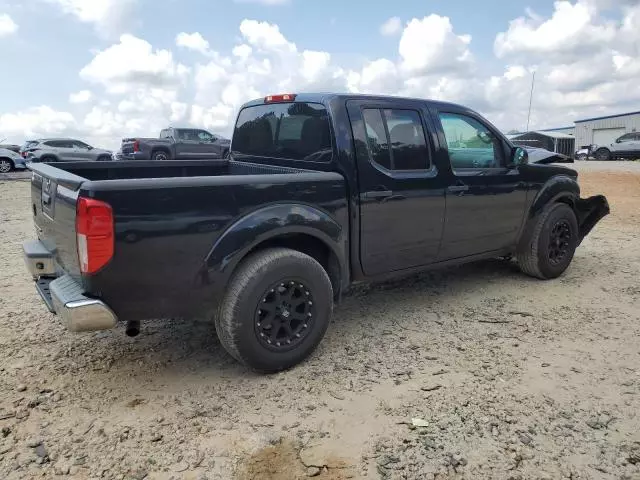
left=27, top=159, right=348, bottom=321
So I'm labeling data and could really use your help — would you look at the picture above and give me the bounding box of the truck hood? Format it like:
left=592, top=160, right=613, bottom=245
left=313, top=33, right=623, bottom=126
left=525, top=147, right=573, bottom=165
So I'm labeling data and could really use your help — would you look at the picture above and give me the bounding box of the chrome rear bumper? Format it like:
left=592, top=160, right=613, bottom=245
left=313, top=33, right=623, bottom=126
left=23, top=240, right=118, bottom=333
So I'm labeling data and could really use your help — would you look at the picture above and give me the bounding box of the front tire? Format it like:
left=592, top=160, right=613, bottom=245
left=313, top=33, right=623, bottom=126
left=595, top=148, right=610, bottom=161
left=216, top=248, right=333, bottom=373
left=517, top=203, right=579, bottom=280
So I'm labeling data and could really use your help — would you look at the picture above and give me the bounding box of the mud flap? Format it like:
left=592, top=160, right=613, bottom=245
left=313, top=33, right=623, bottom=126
left=575, top=194, right=610, bottom=244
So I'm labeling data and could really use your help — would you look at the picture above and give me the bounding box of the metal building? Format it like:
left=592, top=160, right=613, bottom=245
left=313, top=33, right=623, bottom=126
left=507, top=130, right=575, bottom=157
left=574, top=111, right=640, bottom=149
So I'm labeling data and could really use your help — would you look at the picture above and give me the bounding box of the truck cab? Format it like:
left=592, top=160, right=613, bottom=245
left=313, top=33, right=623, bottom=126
left=22, top=93, right=609, bottom=373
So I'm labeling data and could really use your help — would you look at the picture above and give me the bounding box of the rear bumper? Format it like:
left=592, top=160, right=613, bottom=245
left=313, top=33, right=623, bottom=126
left=23, top=240, right=118, bottom=332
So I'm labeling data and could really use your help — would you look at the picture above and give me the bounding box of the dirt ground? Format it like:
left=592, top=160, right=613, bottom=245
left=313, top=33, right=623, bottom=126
left=1, top=162, right=639, bottom=480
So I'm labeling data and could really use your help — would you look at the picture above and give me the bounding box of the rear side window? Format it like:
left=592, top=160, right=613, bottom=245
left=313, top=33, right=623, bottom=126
left=232, top=102, right=332, bottom=162
left=362, top=108, right=430, bottom=171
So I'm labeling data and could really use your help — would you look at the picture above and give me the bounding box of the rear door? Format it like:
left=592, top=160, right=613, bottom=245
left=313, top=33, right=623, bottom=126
left=429, top=106, right=528, bottom=260
left=347, top=99, right=446, bottom=276
left=51, top=140, right=78, bottom=161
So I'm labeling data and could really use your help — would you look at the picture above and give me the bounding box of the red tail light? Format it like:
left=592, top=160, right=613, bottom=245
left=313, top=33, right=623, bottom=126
left=133, top=140, right=140, bottom=152
left=76, top=197, right=114, bottom=274
left=265, top=93, right=297, bottom=103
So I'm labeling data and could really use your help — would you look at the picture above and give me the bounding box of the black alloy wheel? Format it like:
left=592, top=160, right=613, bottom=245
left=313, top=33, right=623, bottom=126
left=254, top=280, right=315, bottom=351
left=215, top=247, right=333, bottom=372
left=548, top=220, right=572, bottom=266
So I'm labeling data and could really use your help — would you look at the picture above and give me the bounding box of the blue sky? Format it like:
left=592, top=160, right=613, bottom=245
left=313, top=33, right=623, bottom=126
left=0, top=0, right=638, bottom=148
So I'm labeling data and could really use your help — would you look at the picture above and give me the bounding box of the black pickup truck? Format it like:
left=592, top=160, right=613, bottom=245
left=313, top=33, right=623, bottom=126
left=22, top=93, right=609, bottom=372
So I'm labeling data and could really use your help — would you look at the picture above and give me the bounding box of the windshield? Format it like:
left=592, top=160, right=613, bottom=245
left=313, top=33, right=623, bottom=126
left=232, top=102, right=332, bottom=162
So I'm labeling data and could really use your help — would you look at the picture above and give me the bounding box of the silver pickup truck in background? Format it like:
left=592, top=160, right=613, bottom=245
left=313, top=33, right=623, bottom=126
left=115, top=127, right=231, bottom=161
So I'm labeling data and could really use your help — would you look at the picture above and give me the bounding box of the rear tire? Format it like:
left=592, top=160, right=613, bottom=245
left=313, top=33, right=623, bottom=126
left=595, top=148, right=610, bottom=161
left=215, top=248, right=333, bottom=373
left=517, top=203, right=579, bottom=280
left=97, top=155, right=111, bottom=162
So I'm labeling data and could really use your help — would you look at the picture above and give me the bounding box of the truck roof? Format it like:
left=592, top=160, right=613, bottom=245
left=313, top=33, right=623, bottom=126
left=240, top=92, right=462, bottom=111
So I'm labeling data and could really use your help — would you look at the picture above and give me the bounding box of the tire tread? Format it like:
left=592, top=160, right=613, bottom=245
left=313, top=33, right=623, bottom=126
left=517, top=203, right=571, bottom=280
left=215, top=247, right=332, bottom=370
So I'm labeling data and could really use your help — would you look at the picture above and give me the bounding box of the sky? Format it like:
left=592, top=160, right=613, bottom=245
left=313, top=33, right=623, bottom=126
left=0, top=0, right=639, bottom=150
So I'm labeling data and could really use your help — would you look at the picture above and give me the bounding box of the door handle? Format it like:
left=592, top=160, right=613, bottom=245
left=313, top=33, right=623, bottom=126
left=363, top=190, right=393, bottom=199
left=42, top=193, right=51, bottom=206
left=447, top=185, right=469, bottom=193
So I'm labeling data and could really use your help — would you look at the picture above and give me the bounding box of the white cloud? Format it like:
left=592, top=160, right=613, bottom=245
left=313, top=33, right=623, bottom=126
left=494, top=0, right=617, bottom=59
left=380, top=17, right=402, bottom=36
left=69, top=90, right=92, bottom=103
left=0, top=13, right=18, bottom=36
left=176, top=32, right=210, bottom=55
left=44, top=0, right=136, bottom=35
left=5, top=4, right=640, bottom=147
left=79, top=34, right=189, bottom=94
left=398, top=15, right=472, bottom=74
left=0, top=106, right=76, bottom=139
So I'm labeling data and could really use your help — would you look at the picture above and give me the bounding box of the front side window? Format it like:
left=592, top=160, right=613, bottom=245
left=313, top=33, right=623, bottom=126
left=232, top=102, right=332, bottom=162
left=197, top=130, right=214, bottom=142
left=617, top=133, right=634, bottom=143
left=362, top=108, right=430, bottom=171
left=438, top=113, right=502, bottom=169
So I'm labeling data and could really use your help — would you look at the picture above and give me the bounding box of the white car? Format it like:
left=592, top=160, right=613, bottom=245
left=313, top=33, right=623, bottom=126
left=592, top=132, right=640, bottom=160
left=0, top=147, right=28, bottom=173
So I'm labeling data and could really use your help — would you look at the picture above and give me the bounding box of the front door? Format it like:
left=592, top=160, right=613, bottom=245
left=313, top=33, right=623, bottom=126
left=347, top=99, right=446, bottom=276
left=174, top=129, right=200, bottom=159
left=430, top=108, right=528, bottom=260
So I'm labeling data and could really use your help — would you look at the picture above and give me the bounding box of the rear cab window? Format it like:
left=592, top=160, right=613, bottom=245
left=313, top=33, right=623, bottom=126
left=231, top=102, right=332, bottom=163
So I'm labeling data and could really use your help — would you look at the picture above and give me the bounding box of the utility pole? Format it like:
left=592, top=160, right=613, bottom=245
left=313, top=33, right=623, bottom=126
left=526, top=71, right=536, bottom=132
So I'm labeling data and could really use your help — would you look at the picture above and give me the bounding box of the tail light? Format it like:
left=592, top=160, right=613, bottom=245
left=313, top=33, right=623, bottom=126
left=133, top=140, right=140, bottom=152
left=76, top=197, right=114, bottom=274
left=265, top=94, right=297, bottom=103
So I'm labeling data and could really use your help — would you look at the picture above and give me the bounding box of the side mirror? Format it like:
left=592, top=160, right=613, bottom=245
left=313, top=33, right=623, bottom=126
left=512, top=147, right=528, bottom=166
left=615, top=138, right=621, bottom=143
left=87, top=145, right=94, bottom=150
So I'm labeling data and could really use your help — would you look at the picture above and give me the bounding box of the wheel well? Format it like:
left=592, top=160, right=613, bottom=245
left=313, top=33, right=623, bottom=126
left=244, top=234, right=342, bottom=300
left=0, top=157, right=14, bottom=164
left=40, top=155, right=56, bottom=162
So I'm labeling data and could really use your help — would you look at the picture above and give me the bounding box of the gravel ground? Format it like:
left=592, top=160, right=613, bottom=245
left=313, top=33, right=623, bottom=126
left=1, top=163, right=639, bottom=480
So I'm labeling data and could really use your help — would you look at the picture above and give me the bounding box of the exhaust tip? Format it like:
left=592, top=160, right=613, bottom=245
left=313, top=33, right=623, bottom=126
left=125, top=320, right=140, bottom=337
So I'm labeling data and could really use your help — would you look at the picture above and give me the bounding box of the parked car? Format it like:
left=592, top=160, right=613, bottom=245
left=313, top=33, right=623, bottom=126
left=592, top=132, right=640, bottom=160
left=21, top=139, right=112, bottom=163
left=22, top=93, right=609, bottom=373
left=0, top=147, right=28, bottom=173
left=115, top=127, right=231, bottom=161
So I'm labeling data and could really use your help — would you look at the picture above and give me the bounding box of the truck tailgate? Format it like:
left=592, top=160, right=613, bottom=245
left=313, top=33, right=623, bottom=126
left=29, top=164, right=86, bottom=279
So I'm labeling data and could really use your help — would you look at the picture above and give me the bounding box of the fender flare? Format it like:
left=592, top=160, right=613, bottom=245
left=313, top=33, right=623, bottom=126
left=517, top=175, right=580, bottom=250
left=204, top=203, right=347, bottom=295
